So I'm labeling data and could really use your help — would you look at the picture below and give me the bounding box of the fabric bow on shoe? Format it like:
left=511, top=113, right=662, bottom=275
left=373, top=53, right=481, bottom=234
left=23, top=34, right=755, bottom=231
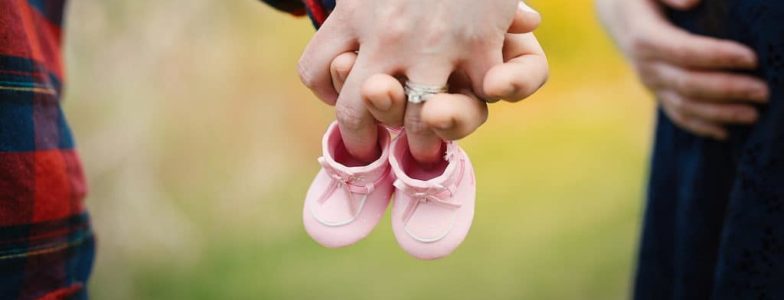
left=312, top=157, right=378, bottom=227
left=393, top=181, right=461, bottom=224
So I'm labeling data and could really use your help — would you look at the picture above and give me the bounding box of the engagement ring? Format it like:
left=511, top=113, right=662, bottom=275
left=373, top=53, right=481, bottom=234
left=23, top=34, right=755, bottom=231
left=405, top=81, right=448, bottom=104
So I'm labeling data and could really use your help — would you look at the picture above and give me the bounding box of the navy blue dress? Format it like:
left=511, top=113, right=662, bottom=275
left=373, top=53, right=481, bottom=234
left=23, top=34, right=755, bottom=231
left=636, top=1, right=784, bottom=299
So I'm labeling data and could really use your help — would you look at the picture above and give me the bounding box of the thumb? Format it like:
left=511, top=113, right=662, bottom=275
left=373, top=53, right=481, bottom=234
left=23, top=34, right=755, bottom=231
left=508, top=1, right=541, bottom=34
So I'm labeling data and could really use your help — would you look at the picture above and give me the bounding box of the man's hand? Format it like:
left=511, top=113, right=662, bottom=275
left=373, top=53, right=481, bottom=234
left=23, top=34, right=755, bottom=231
left=597, top=0, right=768, bottom=140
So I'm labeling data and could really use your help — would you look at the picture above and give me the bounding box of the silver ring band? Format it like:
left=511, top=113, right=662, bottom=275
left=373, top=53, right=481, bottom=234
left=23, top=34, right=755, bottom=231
left=405, top=81, right=448, bottom=104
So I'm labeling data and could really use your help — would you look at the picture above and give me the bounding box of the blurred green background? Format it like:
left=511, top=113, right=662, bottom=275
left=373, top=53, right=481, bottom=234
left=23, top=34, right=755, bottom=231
left=62, top=0, right=655, bottom=299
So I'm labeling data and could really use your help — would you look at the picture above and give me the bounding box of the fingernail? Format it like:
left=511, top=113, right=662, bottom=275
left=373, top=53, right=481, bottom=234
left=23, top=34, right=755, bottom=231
left=518, top=1, right=539, bottom=14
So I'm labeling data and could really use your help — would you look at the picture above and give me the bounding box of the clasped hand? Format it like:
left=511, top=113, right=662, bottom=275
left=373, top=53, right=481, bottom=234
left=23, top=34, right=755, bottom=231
left=298, top=0, right=549, bottom=165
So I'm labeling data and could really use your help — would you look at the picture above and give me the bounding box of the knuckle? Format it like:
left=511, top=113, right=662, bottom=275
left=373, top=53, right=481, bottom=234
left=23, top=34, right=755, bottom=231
left=335, top=104, right=367, bottom=131
left=426, top=22, right=454, bottom=45
left=463, top=31, right=503, bottom=50
left=628, top=35, right=649, bottom=55
left=379, top=20, right=411, bottom=43
left=405, top=114, right=431, bottom=136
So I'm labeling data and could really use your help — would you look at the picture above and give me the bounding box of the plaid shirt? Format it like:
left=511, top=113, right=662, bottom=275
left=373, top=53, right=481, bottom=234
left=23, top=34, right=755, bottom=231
left=0, top=0, right=330, bottom=298
left=0, top=0, right=95, bottom=298
left=266, top=0, right=335, bottom=28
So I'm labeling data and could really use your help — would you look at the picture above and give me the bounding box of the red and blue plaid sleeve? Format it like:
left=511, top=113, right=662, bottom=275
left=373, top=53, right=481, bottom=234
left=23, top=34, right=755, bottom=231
left=259, top=0, right=306, bottom=16
left=260, top=0, right=336, bottom=28
left=0, top=0, right=95, bottom=298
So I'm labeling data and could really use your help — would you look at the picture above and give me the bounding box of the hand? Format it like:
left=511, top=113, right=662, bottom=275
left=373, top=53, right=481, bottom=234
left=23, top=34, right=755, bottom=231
left=596, top=0, right=769, bottom=140
left=329, top=31, right=547, bottom=145
left=299, top=0, right=541, bottom=164
left=326, top=5, right=547, bottom=165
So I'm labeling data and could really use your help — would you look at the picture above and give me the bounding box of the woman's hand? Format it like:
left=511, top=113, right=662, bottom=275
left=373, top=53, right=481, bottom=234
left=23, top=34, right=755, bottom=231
left=299, top=0, right=540, bottom=164
left=596, top=0, right=768, bottom=140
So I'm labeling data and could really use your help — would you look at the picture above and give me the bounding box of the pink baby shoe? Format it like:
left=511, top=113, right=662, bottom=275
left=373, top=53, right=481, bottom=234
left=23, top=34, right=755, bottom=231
left=303, top=122, right=395, bottom=248
left=389, top=132, right=476, bottom=260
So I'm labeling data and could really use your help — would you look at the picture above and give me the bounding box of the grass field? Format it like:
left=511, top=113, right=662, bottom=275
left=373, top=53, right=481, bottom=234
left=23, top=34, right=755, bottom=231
left=62, top=0, right=656, bottom=298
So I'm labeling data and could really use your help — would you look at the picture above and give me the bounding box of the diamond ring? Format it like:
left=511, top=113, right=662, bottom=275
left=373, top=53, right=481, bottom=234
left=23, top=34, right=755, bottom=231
left=404, top=81, right=448, bottom=104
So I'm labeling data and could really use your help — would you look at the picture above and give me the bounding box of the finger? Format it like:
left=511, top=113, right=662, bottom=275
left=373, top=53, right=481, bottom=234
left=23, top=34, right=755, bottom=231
left=508, top=1, right=542, bottom=34
left=463, top=48, right=504, bottom=101
left=404, top=63, right=454, bottom=166
left=334, top=55, right=386, bottom=164
left=660, top=0, right=701, bottom=10
left=659, top=90, right=759, bottom=125
left=647, top=63, right=768, bottom=102
left=686, top=102, right=759, bottom=125
left=484, top=33, right=548, bottom=102
left=361, top=74, right=407, bottom=127
left=632, top=2, right=757, bottom=70
left=422, top=89, right=489, bottom=141
left=661, top=102, right=729, bottom=140
left=659, top=91, right=728, bottom=140
left=298, top=20, right=358, bottom=105
left=330, top=52, right=358, bottom=94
